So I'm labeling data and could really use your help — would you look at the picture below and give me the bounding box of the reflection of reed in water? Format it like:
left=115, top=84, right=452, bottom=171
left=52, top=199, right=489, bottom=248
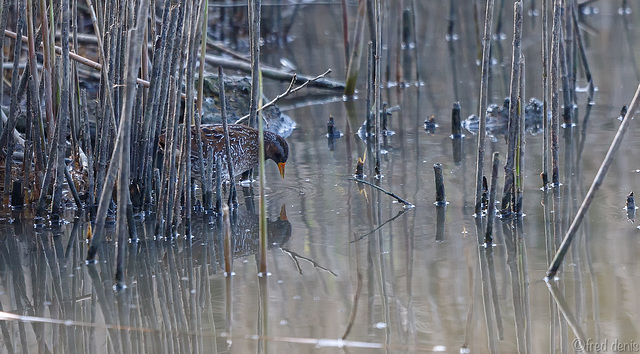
left=191, top=203, right=292, bottom=260
left=0, top=203, right=292, bottom=353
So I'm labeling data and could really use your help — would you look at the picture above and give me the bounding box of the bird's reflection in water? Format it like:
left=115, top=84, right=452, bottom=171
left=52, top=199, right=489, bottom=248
left=187, top=196, right=292, bottom=263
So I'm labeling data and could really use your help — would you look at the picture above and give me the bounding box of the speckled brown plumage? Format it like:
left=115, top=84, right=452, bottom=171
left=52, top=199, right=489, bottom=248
left=159, top=124, right=288, bottom=181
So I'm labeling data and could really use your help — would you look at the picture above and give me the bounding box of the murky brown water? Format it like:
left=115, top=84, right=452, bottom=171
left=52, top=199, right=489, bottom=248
left=2, top=1, right=640, bottom=353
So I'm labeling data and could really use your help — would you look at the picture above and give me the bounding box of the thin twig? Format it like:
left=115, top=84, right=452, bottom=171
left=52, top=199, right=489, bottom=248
left=348, top=177, right=414, bottom=208
left=234, top=69, right=332, bottom=124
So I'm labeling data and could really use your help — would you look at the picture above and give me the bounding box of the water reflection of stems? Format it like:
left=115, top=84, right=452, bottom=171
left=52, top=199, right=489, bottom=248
left=341, top=233, right=362, bottom=340
left=474, top=217, right=499, bottom=353
left=545, top=279, right=588, bottom=347
left=279, top=248, right=338, bottom=277
left=503, top=219, right=531, bottom=353
left=485, top=152, right=499, bottom=244
left=223, top=205, right=233, bottom=275
left=352, top=209, right=409, bottom=243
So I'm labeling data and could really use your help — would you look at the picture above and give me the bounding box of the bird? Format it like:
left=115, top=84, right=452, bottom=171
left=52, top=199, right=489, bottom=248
left=159, top=124, right=288, bottom=181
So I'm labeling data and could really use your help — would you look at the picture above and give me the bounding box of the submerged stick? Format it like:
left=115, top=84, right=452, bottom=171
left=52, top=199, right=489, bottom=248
left=349, top=177, right=414, bottom=208
left=433, top=163, right=446, bottom=205
left=474, top=0, right=496, bottom=215
left=546, top=83, right=640, bottom=279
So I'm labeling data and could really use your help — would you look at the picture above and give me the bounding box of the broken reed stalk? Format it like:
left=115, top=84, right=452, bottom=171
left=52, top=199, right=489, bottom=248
left=248, top=0, right=268, bottom=275
left=374, top=0, right=382, bottom=178
left=248, top=0, right=261, bottom=129
left=340, top=0, right=350, bottom=69
left=115, top=0, right=150, bottom=284
left=196, top=0, right=208, bottom=117
left=166, top=0, right=191, bottom=237
left=366, top=41, right=373, bottom=136
left=550, top=0, right=561, bottom=186
left=84, top=0, right=117, bottom=137
left=474, top=0, right=496, bottom=215
left=138, top=0, right=173, bottom=207
left=64, top=168, right=82, bottom=208
left=570, top=0, right=592, bottom=91
left=398, top=7, right=409, bottom=84
left=349, top=177, right=414, bottom=208
left=501, top=0, right=522, bottom=216
left=541, top=0, right=549, bottom=186
left=546, top=83, right=640, bottom=279
left=204, top=152, right=214, bottom=211
left=183, top=0, right=206, bottom=236
left=485, top=152, right=500, bottom=245
left=215, top=155, right=222, bottom=212
left=515, top=55, right=525, bottom=215
left=410, top=0, right=421, bottom=83
left=219, top=67, right=238, bottom=207
left=451, top=102, right=462, bottom=137
left=51, top=0, right=72, bottom=220
left=194, top=12, right=209, bottom=210
left=0, top=0, right=8, bottom=109
left=560, top=1, right=573, bottom=126
left=156, top=77, right=178, bottom=237
left=433, top=163, right=446, bottom=205
left=25, top=0, right=42, bottom=180
left=2, top=1, right=24, bottom=206
left=80, top=90, right=95, bottom=214
left=344, top=0, right=367, bottom=96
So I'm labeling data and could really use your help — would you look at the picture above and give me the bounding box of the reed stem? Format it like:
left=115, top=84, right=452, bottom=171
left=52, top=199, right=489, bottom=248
left=474, top=0, right=496, bottom=215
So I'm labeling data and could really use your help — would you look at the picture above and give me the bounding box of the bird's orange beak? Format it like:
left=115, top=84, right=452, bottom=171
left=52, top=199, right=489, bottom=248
left=278, top=162, right=286, bottom=178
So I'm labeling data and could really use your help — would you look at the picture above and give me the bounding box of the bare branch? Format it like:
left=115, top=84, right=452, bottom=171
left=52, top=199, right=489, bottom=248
left=235, top=69, right=332, bottom=124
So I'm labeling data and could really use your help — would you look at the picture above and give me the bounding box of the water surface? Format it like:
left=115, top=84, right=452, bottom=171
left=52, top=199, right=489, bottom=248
left=2, top=1, right=640, bottom=353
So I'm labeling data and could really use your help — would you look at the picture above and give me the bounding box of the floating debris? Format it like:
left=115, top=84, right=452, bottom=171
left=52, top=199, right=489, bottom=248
left=354, top=157, right=365, bottom=179
left=618, top=105, right=628, bottom=121
left=327, top=116, right=343, bottom=138
left=424, top=115, right=438, bottom=134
